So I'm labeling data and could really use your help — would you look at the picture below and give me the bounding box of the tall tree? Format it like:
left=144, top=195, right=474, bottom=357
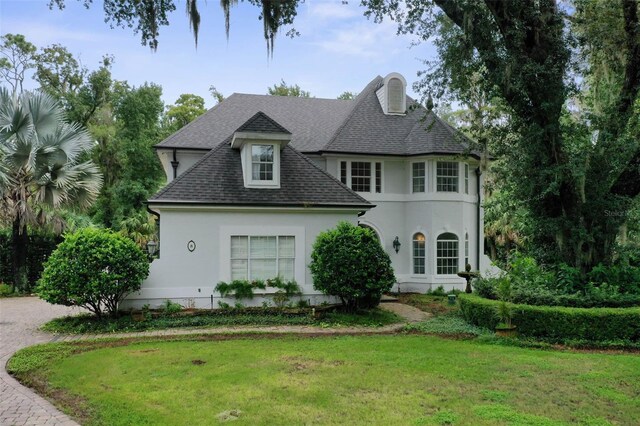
left=267, top=79, right=311, bottom=97
left=337, top=91, right=358, bottom=100
left=164, top=93, right=207, bottom=131
left=49, top=0, right=301, bottom=54
left=0, top=88, right=102, bottom=290
left=0, top=34, right=36, bottom=95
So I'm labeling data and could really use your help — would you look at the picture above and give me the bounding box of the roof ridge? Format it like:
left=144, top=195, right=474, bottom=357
left=321, top=76, right=383, bottom=152
left=286, top=146, right=370, bottom=205
left=150, top=139, right=230, bottom=200
left=236, top=111, right=291, bottom=134
left=155, top=94, right=236, bottom=148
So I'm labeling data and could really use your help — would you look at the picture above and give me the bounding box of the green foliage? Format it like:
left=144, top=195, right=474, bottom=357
left=267, top=79, right=311, bottom=97
left=404, top=314, right=490, bottom=337
left=41, top=307, right=398, bottom=334
left=164, top=93, right=206, bottom=131
left=215, top=277, right=301, bottom=300
left=37, top=228, right=149, bottom=318
left=0, top=231, right=62, bottom=291
left=459, top=294, right=640, bottom=342
left=310, top=222, right=395, bottom=311
left=162, top=300, right=183, bottom=315
left=337, top=91, right=357, bottom=100
left=478, top=254, right=640, bottom=308
left=428, top=285, right=447, bottom=296
left=0, top=283, right=13, bottom=296
left=0, top=33, right=36, bottom=94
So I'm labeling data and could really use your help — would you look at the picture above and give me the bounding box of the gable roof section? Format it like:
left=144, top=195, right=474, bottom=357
left=323, top=76, right=478, bottom=157
left=149, top=140, right=372, bottom=209
left=236, top=111, right=291, bottom=134
left=156, top=94, right=354, bottom=152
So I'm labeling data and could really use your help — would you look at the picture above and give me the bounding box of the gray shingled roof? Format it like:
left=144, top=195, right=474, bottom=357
left=236, top=111, right=291, bottom=134
left=155, top=75, right=477, bottom=157
left=149, top=140, right=372, bottom=208
left=324, top=76, right=478, bottom=157
left=156, top=94, right=354, bottom=152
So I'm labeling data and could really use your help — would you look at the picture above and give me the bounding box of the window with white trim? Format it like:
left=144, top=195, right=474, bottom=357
left=230, top=236, right=295, bottom=281
left=436, top=161, right=459, bottom=192
left=351, top=161, right=371, bottom=192
left=412, top=162, right=425, bottom=193
left=464, top=163, right=469, bottom=194
left=341, top=161, right=383, bottom=193
left=251, top=145, right=274, bottom=181
left=465, top=233, right=469, bottom=267
left=413, top=233, right=426, bottom=274
left=437, top=233, right=459, bottom=275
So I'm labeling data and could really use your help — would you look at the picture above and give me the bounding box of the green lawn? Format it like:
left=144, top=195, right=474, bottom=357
left=10, top=335, right=640, bottom=425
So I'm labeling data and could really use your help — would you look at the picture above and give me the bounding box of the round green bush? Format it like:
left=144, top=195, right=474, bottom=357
left=37, top=228, right=149, bottom=318
left=310, top=221, right=396, bottom=311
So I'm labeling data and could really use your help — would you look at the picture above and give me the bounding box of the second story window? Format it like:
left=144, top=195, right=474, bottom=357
left=251, top=145, right=274, bottom=181
left=351, top=162, right=371, bottom=192
left=437, top=161, right=458, bottom=192
left=464, top=164, right=469, bottom=194
left=412, top=162, right=425, bottom=193
left=340, top=161, right=383, bottom=193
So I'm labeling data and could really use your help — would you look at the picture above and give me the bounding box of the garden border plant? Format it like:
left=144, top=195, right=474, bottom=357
left=459, top=293, right=640, bottom=342
left=37, top=228, right=149, bottom=318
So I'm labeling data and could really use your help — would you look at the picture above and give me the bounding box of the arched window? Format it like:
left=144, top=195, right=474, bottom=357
left=437, top=233, right=459, bottom=275
left=413, top=233, right=426, bottom=274
left=465, top=232, right=469, bottom=267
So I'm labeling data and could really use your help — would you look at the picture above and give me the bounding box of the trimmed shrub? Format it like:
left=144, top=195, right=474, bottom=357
left=37, top=228, right=149, bottom=318
left=459, top=294, right=640, bottom=342
left=310, top=221, right=395, bottom=311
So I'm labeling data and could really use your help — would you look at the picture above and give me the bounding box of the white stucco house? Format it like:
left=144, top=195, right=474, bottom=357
left=122, top=73, right=494, bottom=309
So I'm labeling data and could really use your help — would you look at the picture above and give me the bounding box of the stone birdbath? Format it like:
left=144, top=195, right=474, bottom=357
left=457, top=264, right=480, bottom=294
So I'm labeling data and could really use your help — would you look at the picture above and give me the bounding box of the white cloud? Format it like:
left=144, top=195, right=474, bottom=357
left=307, top=1, right=360, bottom=20
left=311, top=20, right=412, bottom=60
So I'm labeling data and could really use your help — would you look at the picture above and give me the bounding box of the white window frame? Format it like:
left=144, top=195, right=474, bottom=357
left=221, top=226, right=305, bottom=285
left=436, top=161, right=459, bottom=193
left=244, top=142, right=281, bottom=188
left=412, top=232, right=426, bottom=275
left=339, top=160, right=383, bottom=194
left=230, top=235, right=295, bottom=281
left=436, top=232, right=459, bottom=275
left=412, top=161, right=426, bottom=193
left=464, top=163, right=469, bottom=194
left=464, top=232, right=469, bottom=267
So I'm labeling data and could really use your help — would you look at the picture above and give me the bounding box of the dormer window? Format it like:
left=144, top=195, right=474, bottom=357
left=376, top=72, right=407, bottom=115
left=230, top=111, right=291, bottom=189
left=251, top=144, right=274, bottom=181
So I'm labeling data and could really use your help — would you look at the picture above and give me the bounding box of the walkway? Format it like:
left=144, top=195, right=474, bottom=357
left=0, top=298, right=428, bottom=425
left=1, top=297, right=82, bottom=426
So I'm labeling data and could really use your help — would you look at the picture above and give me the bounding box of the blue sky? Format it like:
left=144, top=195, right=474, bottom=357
left=0, top=1, right=436, bottom=108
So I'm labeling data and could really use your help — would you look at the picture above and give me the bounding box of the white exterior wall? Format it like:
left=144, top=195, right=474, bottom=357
left=322, top=154, right=488, bottom=292
left=122, top=208, right=358, bottom=309
left=157, top=149, right=207, bottom=183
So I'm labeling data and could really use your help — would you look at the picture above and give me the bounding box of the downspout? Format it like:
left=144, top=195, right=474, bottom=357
left=146, top=204, right=161, bottom=258
left=171, top=148, right=179, bottom=180
left=475, top=167, right=482, bottom=270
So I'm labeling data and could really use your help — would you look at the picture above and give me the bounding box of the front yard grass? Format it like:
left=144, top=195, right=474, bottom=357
left=41, top=307, right=401, bottom=334
left=9, top=334, right=640, bottom=425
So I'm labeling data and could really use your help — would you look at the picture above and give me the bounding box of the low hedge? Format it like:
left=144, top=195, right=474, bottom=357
left=458, top=294, right=640, bottom=342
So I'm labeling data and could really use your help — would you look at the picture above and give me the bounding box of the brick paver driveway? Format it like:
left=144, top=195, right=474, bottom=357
left=0, top=297, right=82, bottom=426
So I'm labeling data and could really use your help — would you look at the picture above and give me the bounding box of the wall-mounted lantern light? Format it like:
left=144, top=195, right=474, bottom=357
left=392, top=236, right=401, bottom=253
left=146, top=240, right=158, bottom=259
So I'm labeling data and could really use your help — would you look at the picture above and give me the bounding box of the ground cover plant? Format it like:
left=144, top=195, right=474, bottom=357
left=41, top=307, right=401, bottom=334
left=9, top=335, right=640, bottom=425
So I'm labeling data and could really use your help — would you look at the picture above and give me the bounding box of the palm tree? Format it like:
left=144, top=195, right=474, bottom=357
left=0, top=88, right=102, bottom=291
